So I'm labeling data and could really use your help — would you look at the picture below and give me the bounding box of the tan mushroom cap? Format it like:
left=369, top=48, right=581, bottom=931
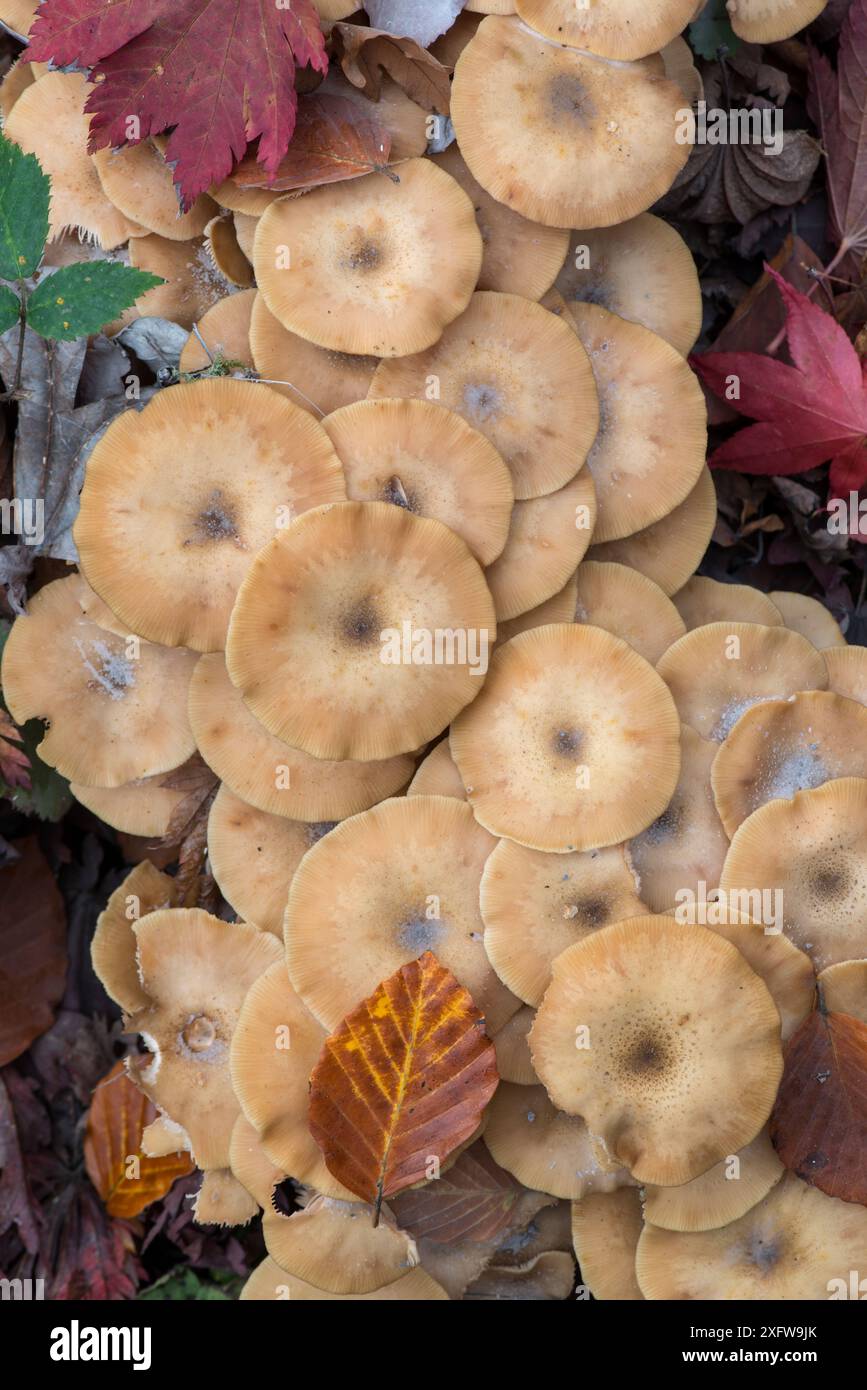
left=431, top=144, right=569, bottom=300
left=496, top=574, right=578, bottom=645
left=323, top=398, right=514, bottom=565
left=450, top=624, right=681, bottom=852
left=466, top=0, right=516, bottom=10
left=286, top=795, right=518, bottom=1031
left=661, top=35, right=704, bottom=106
left=229, top=1114, right=285, bottom=1211
left=451, top=17, right=689, bottom=229
left=572, top=561, right=686, bottom=664
left=673, top=575, right=783, bottom=630
left=249, top=292, right=378, bottom=417
left=515, top=0, right=698, bottom=60
left=1, top=574, right=197, bottom=787
left=129, top=909, right=282, bottom=1170
left=818, top=960, right=867, bottom=1024
left=141, top=1113, right=191, bottom=1158
left=465, top=1251, right=576, bottom=1301
left=571, top=1188, right=644, bottom=1300
left=529, top=916, right=784, bottom=1185
left=432, top=11, right=484, bottom=65
left=553, top=214, right=701, bottom=356
left=5, top=73, right=142, bottom=247
left=232, top=211, right=258, bottom=261
left=128, top=235, right=234, bottom=330
left=656, top=622, right=829, bottom=742
left=493, top=1005, right=537, bottom=1084
left=93, top=141, right=217, bottom=241
left=71, top=769, right=189, bottom=837
left=193, top=1169, right=258, bottom=1227
left=643, top=1126, right=784, bottom=1233
left=263, top=1198, right=420, bottom=1296
left=189, top=653, right=412, bottom=820
left=727, top=0, right=827, bottom=44
left=636, top=1171, right=867, bottom=1299
left=178, top=287, right=256, bottom=374
left=210, top=178, right=279, bottom=217
left=75, top=378, right=346, bottom=652
left=770, top=589, right=847, bottom=649
left=254, top=160, right=482, bottom=357
left=204, top=213, right=254, bottom=288
left=711, top=690, right=867, bottom=837
left=719, top=777, right=867, bottom=970
left=558, top=302, right=707, bottom=543
left=481, top=838, right=646, bottom=1005
left=369, top=291, right=599, bottom=502
left=226, top=501, right=496, bottom=762
left=0, top=0, right=37, bottom=36
left=0, top=59, right=38, bottom=121
left=588, top=465, right=716, bottom=595
left=823, top=644, right=867, bottom=705
left=485, top=1082, right=634, bottom=1200
left=241, top=1257, right=447, bottom=1301
left=91, top=860, right=178, bottom=1014
left=407, top=739, right=467, bottom=800
left=484, top=471, right=596, bottom=622
left=628, top=725, right=729, bottom=914
left=230, top=960, right=354, bottom=1198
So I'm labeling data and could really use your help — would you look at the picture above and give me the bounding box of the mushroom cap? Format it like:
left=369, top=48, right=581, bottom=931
left=484, top=471, right=597, bottom=622
left=660, top=35, right=704, bottom=106
left=127, top=234, right=233, bottom=330
left=465, top=1251, right=576, bottom=1300
left=673, top=575, right=783, bottom=630
left=1, top=573, right=197, bottom=787
left=71, top=769, right=189, bottom=837
left=495, top=574, right=578, bottom=645
left=711, top=690, right=867, bottom=837
left=451, top=17, right=689, bottom=229
left=481, top=838, right=646, bottom=1005
left=189, top=653, right=412, bottom=820
left=558, top=302, right=707, bottom=543
left=204, top=213, right=254, bottom=288
left=210, top=179, right=279, bottom=216
left=323, top=398, right=514, bottom=565
left=230, top=960, right=354, bottom=1198
left=493, top=1005, right=537, bottom=1084
left=0, top=0, right=38, bottom=37
left=553, top=214, right=701, bottom=356
left=719, top=777, right=867, bottom=970
left=407, top=739, right=467, bottom=800
left=192, top=1169, right=258, bottom=1227
left=286, top=795, right=518, bottom=1031
left=262, top=1197, right=419, bottom=1295
left=628, top=725, right=728, bottom=914
left=226, top=501, right=496, bottom=762
left=254, top=161, right=483, bottom=357
left=0, top=58, right=38, bottom=122
left=431, top=11, right=484, bottom=65
left=529, top=915, right=784, bottom=1185
left=588, top=465, right=716, bottom=595
left=656, top=622, right=829, bottom=742
left=241, top=1257, right=447, bottom=1301
left=515, top=0, right=698, bottom=60
left=450, top=624, right=681, bottom=852
left=818, top=960, right=867, bottom=1025
left=636, top=1171, right=867, bottom=1299
left=93, top=140, right=217, bottom=241
left=129, top=909, right=282, bottom=1169
left=824, top=645, right=867, bottom=705
left=249, top=292, right=379, bottom=416
left=642, top=1126, right=784, bottom=1233
left=485, top=1082, right=634, bottom=1200
left=228, top=1114, right=285, bottom=1211
left=91, top=860, right=177, bottom=1014
left=572, top=561, right=686, bottom=664
left=571, top=1188, right=644, bottom=1300
left=369, top=291, right=600, bottom=502
left=769, top=589, right=847, bottom=649
left=178, top=288, right=256, bottom=374
left=74, top=378, right=346, bottom=652
left=431, top=143, right=569, bottom=300
left=727, top=0, right=827, bottom=44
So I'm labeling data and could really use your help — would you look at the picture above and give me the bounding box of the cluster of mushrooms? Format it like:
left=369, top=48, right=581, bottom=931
left=3, top=0, right=865, bottom=1302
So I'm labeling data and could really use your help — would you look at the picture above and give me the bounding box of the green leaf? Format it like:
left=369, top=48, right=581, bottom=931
left=689, top=0, right=740, bottom=60
left=26, top=262, right=163, bottom=341
left=0, top=131, right=50, bottom=282
left=137, top=1268, right=240, bottom=1301
left=0, top=622, right=71, bottom=822
left=0, top=284, right=20, bottom=337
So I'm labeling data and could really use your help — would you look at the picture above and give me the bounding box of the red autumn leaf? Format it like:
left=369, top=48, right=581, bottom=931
left=28, top=0, right=328, bottom=210
left=693, top=267, right=867, bottom=492
left=84, top=1059, right=194, bottom=1218
left=770, top=1005, right=867, bottom=1206
left=0, top=838, right=66, bottom=1067
left=233, top=91, right=392, bottom=193
left=0, top=707, right=30, bottom=790
left=807, top=0, right=867, bottom=268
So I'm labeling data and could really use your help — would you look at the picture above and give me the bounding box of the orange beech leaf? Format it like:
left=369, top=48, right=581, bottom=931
left=233, top=92, right=392, bottom=193
left=0, top=838, right=66, bottom=1066
left=390, top=1139, right=521, bottom=1244
left=309, top=951, right=499, bottom=1220
left=84, top=1060, right=193, bottom=1218
left=770, top=1004, right=867, bottom=1205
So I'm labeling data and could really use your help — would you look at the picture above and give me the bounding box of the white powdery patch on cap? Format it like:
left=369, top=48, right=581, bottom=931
left=364, top=0, right=465, bottom=50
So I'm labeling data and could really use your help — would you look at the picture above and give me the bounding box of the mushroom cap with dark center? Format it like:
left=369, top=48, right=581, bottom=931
left=588, top=465, right=717, bottom=596
left=515, top=0, right=698, bottom=61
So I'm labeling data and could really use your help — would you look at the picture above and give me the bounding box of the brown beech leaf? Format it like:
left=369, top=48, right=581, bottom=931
left=390, top=1139, right=521, bottom=1244
left=331, top=23, right=451, bottom=114
left=234, top=91, right=392, bottom=193
left=808, top=0, right=867, bottom=265
left=84, top=1059, right=193, bottom=1218
left=309, top=951, right=499, bottom=1220
left=0, top=838, right=66, bottom=1066
left=770, top=1004, right=867, bottom=1205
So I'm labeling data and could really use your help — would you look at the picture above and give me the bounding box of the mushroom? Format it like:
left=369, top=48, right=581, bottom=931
left=484, top=472, right=597, bottom=622
left=70, top=770, right=190, bottom=839
left=178, top=288, right=256, bottom=374
left=493, top=1006, right=537, bottom=1085
left=528, top=915, right=784, bottom=1184
left=228, top=1114, right=285, bottom=1213
left=248, top=292, right=379, bottom=416
left=571, top=1189, right=644, bottom=1300
left=241, top=1258, right=447, bottom=1301
left=450, top=17, right=689, bottom=228
left=254, top=161, right=483, bottom=357
left=450, top=624, right=681, bottom=852
left=262, top=1197, right=419, bottom=1295
left=818, top=960, right=867, bottom=1024
left=642, top=1126, right=784, bottom=1233
left=91, top=861, right=178, bottom=1014
left=674, top=576, right=784, bottom=630
left=495, top=575, right=579, bottom=645
left=481, top=838, right=647, bottom=1005
left=225, top=501, right=496, bottom=761
left=824, top=645, right=867, bottom=705
left=369, top=291, right=600, bottom=501
left=0, top=58, right=40, bottom=121
left=192, top=1169, right=258, bottom=1228
left=514, top=0, right=698, bottom=60
left=74, top=378, right=346, bottom=652
left=726, top=0, right=827, bottom=44
left=407, top=740, right=467, bottom=800
left=572, top=561, right=686, bottom=664
left=769, top=590, right=847, bottom=649
left=127, top=234, right=237, bottom=330
left=204, top=213, right=254, bottom=288
left=93, top=141, right=218, bottom=241
left=588, top=465, right=717, bottom=596
left=464, top=1251, right=576, bottom=1300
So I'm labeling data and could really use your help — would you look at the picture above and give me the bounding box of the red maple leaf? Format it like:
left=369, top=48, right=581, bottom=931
left=28, top=0, right=328, bottom=209
left=693, top=268, right=867, bottom=505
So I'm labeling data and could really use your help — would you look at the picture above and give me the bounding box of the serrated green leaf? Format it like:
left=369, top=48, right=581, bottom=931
left=689, top=0, right=740, bottom=60
left=0, top=131, right=50, bottom=282
left=0, top=284, right=20, bottom=337
left=26, top=262, right=163, bottom=342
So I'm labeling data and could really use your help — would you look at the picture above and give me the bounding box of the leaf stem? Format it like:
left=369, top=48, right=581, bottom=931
left=0, top=280, right=27, bottom=402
